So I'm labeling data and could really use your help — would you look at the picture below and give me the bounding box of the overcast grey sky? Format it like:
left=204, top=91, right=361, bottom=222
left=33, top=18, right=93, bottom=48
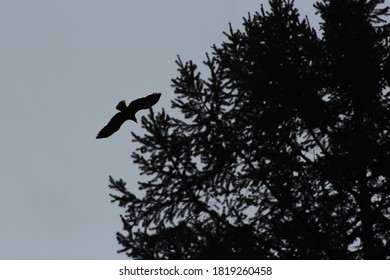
left=0, top=0, right=319, bottom=259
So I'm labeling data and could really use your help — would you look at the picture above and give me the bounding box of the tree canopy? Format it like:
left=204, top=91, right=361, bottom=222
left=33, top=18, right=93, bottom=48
left=109, top=0, right=390, bottom=259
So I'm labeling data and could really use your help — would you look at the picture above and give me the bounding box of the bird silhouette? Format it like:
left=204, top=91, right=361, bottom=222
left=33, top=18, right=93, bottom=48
left=96, top=92, right=161, bottom=139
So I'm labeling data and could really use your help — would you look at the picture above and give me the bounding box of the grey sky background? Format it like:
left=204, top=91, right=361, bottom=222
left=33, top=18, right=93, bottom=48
left=0, top=0, right=319, bottom=259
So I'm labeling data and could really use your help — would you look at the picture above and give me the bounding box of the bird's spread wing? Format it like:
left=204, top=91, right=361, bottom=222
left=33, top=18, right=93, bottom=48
left=96, top=112, right=127, bottom=139
left=128, top=92, right=161, bottom=114
left=96, top=93, right=161, bottom=139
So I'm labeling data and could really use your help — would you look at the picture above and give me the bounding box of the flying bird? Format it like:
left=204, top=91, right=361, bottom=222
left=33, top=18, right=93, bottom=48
left=96, top=92, right=161, bottom=139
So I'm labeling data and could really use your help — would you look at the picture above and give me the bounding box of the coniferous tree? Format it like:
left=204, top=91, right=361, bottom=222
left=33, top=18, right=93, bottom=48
left=109, top=0, right=390, bottom=259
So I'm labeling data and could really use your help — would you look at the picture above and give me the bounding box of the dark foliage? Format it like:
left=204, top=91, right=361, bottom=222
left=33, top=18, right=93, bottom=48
left=109, top=0, right=390, bottom=259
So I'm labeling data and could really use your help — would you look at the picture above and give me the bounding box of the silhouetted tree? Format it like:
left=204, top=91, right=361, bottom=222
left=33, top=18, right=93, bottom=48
left=109, top=0, right=390, bottom=259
